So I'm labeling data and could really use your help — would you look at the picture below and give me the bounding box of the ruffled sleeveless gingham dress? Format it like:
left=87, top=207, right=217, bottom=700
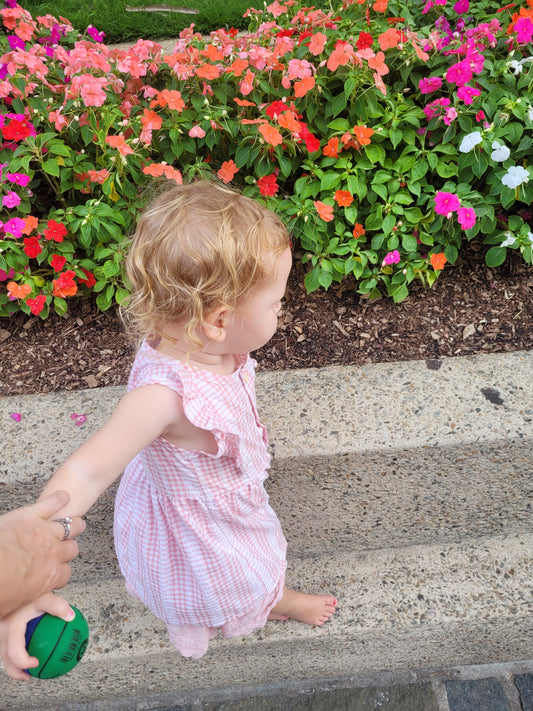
left=114, top=341, right=287, bottom=657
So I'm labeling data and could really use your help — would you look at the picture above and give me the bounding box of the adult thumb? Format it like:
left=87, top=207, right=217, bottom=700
left=29, top=491, right=70, bottom=521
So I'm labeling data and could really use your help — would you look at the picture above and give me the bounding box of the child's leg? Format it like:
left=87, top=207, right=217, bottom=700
left=268, top=587, right=337, bottom=626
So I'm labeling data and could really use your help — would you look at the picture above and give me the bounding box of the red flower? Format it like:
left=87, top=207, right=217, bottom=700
left=79, top=268, right=96, bottom=288
left=44, top=220, right=68, bottom=242
left=50, top=254, right=67, bottom=272
left=298, top=123, right=320, bottom=153
left=1, top=118, right=33, bottom=142
left=257, top=173, right=279, bottom=197
left=356, top=31, right=373, bottom=50
left=23, top=236, right=42, bottom=258
left=52, top=270, right=77, bottom=298
left=266, top=101, right=289, bottom=119
left=27, top=294, right=46, bottom=315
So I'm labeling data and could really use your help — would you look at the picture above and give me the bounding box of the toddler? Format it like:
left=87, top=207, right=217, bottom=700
left=1, top=180, right=336, bottom=679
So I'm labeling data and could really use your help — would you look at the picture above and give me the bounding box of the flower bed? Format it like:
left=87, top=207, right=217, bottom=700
left=1, top=0, right=532, bottom=318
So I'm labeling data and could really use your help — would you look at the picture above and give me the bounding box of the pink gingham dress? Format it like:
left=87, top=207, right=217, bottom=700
left=114, top=340, right=287, bottom=657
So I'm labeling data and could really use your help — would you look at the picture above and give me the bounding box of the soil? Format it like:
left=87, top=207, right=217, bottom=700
left=0, top=244, right=531, bottom=397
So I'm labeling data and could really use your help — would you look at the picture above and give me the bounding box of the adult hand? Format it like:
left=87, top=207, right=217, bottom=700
left=0, top=491, right=85, bottom=618
left=0, top=592, right=74, bottom=680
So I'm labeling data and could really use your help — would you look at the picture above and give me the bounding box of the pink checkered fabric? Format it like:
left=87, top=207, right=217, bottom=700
left=114, top=340, right=287, bottom=627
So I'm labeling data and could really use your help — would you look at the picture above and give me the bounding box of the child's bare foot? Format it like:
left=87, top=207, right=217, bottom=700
left=269, top=587, right=337, bottom=626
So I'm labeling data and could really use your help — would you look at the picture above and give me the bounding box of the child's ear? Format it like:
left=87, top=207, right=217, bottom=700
left=202, top=306, right=229, bottom=342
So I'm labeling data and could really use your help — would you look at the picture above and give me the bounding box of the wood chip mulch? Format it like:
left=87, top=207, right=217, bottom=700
left=0, top=245, right=531, bottom=397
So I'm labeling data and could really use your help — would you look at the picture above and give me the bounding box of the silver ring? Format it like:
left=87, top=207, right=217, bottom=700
left=54, top=516, right=73, bottom=540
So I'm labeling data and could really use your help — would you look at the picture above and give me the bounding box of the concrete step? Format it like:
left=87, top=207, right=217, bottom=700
left=0, top=351, right=531, bottom=709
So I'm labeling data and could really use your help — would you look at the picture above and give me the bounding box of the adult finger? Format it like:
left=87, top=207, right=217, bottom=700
left=29, top=490, right=70, bottom=520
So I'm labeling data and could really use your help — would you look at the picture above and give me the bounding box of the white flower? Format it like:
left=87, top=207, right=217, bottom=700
left=501, top=165, right=530, bottom=189
left=528, top=105, right=533, bottom=122
left=526, top=232, right=533, bottom=245
left=490, top=141, right=510, bottom=162
left=508, top=57, right=533, bottom=75
left=459, top=131, right=483, bottom=153
left=500, top=232, right=517, bottom=248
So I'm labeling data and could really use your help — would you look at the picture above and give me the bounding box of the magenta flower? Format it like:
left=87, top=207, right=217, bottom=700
left=446, top=61, right=473, bottom=87
left=454, top=0, right=469, bottom=13
left=457, top=207, right=476, bottom=230
left=6, top=172, right=30, bottom=187
left=382, top=250, right=401, bottom=266
left=87, top=25, right=105, bottom=42
left=2, top=191, right=21, bottom=208
left=434, top=191, right=460, bottom=216
left=10, top=413, right=22, bottom=422
left=3, top=217, right=25, bottom=238
left=7, top=35, right=25, bottom=51
left=457, top=86, right=481, bottom=105
left=419, top=77, right=443, bottom=94
left=514, top=17, right=533, bottom=44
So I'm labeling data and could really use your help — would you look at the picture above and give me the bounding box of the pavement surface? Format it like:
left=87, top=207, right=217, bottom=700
left=1, top=350, right=532, bottom=711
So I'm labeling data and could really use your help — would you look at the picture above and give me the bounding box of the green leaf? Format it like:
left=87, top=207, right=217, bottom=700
left=389, top=128, right=403, bottom=149
left=304, top=265, right=321, bottom=292
left=42, top=159, right=60, bottom=177
left=331, top=92, right=347, bottom=117
left=411, top=159, right=428, bottom=181
left=321, top=172, right=341, bottom=191
left=485, top=246, right=507, bottom=267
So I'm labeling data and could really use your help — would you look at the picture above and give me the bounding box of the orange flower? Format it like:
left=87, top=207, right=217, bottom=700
left=21, top=215, right=38, bottom=235
left=352, top=223, right=366, bottom=238
left=7, top=282, right=31, bottom=299
left=195, top=63, right=221, bottom=80
left=234, top=97, right=256, bottom=107
left=368, top=51, right=389, bottom=75
left=259, top=123, right=283, bottom=146
left=314, top=201, right=334, bottom=222
left=277, top=110, right=301, bottom=133
left=430, top=252, right=447, bottom=271
left=217, top=160, right=239, bottom=183
left=327, top=42, right=353, bottom=71
left=323, top=137, right=340, bottom=157
left=141, top=109, right=163, bottom=131
left=353, top=125, right=374, bottom=145
left=201, top=44, right=224, bottom=61
left=334, top=190, right=353, bottom=207
left=373, top=0, right=388, bottom=11
left=378, top=28, right=401, bottom=50
left=294, top=76, right=315, bottom=98
left=227, top=58, right=249, bottom=77
left=156, top=89, right=185, bottom=112
left=106, top=135, right=134, bottom=156
left=308, top=32, right=327, bottom=56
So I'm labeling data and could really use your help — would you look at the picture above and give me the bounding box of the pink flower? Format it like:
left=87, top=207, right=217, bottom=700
left=514, top=17, right=533, bottom=44
left=434, top=191, right=460, bottom=215
left=446, top=61, right=473, bottom=87
left=419, top=77, right=443, bottom=94
left=443, top=107, right=458, bottom=125
left=2, top=191, right=20, bottom=208
left=457, top=207, right=476, bottom=230
left=454, top=0, right=469, bottom=13
left=457, top=86, right=481, bottom=105
left=10, top=413, right=22, bottom=422
left=6, top=172, right=30, bottom=187
left=382, top=250, right=401, bottom=266
left=188, top=125, right=206, bottom=138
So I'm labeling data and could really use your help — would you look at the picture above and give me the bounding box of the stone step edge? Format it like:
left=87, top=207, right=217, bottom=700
left=53, top=531, right=533, bottom=663
left=2, top=350, right=532, bottom=484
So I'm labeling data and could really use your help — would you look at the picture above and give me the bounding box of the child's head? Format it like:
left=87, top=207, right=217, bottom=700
left=123, top=180, right=290, bottom=345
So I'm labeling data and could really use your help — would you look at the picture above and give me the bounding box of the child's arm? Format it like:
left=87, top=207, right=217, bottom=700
left=39, top=383, right=184, bottom=517
left=0, top=383, right=185, bottom=680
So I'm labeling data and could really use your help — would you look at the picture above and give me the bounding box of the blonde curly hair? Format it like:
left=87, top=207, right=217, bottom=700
left=121, top=180, right=290, bottom=346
